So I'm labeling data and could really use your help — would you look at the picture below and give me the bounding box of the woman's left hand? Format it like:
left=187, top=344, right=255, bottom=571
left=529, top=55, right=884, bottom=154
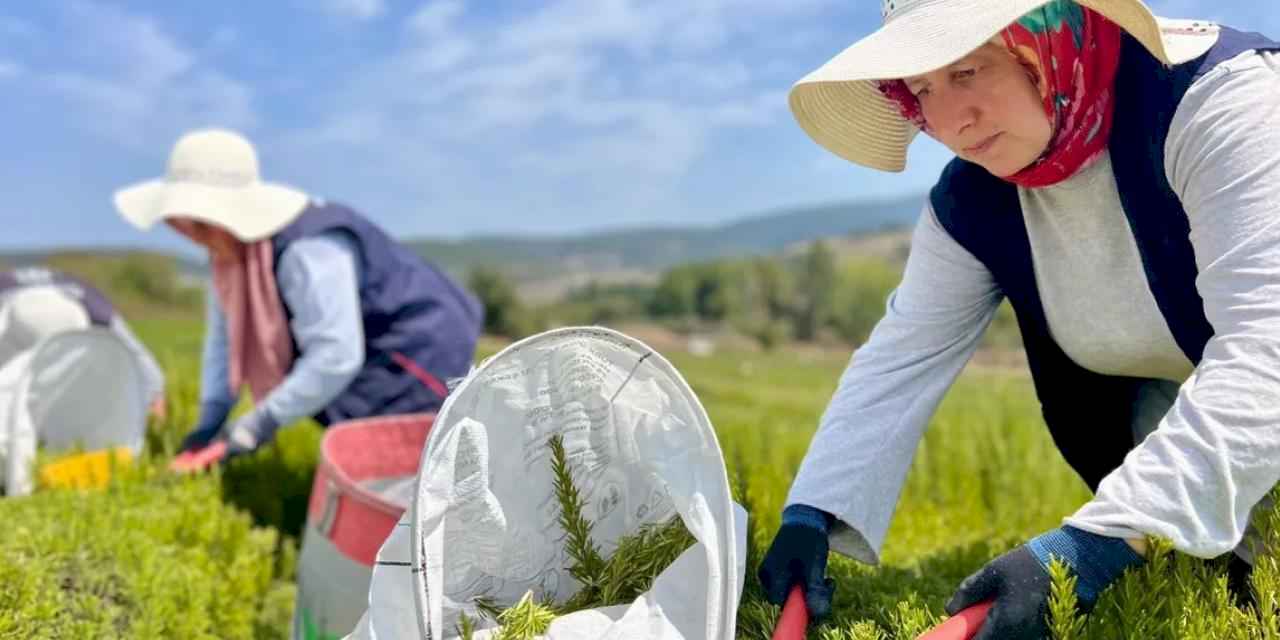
left=223, top=407, right=281, bottom=458
left=945, top=526, right=1145, bottom=639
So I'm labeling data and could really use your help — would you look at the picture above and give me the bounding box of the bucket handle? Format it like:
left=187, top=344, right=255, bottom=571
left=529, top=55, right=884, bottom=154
left=316, top=478, right=340, bottom=537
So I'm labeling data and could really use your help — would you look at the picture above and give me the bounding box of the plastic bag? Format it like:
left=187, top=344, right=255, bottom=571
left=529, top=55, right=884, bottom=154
left=347, top=327, right=747, bottom=639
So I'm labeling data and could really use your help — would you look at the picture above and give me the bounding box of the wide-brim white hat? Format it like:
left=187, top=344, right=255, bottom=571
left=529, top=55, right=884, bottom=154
left=789, top=0, right=1223, bottom=172
left=112, top=128, right=309, bottom=242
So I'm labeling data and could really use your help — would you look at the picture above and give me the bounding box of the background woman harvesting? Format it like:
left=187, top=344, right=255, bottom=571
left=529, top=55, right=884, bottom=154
left=113, top=129, right=484, bottom=467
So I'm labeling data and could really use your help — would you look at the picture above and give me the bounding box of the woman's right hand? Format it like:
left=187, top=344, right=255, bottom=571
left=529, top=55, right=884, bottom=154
left=757, top=504, right=837, bottom=622
left=177, top=398, right=235, bottom=454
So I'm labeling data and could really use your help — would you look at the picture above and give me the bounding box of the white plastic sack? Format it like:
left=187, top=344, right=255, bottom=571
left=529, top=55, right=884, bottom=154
left=347, top=327, right=748, bottom=640
left=0, top=328, right=147, bottom=496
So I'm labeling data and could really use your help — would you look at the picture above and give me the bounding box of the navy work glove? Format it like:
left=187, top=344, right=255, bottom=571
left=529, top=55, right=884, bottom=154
left=179, top=399, right=235, bottom=453
left=222, top=406, right=283, bottom=459
left=757, top=504, right=837, bottom=621
left=946, top=525, right=1145, bottom=640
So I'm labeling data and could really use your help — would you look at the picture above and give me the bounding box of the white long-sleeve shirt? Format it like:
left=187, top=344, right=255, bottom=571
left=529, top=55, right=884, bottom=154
left=787, top=48, right=1280, bottom=565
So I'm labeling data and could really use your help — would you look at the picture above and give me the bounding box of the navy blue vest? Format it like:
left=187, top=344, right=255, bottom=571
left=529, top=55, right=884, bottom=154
left=0, top=266, right=115, bottom=326
left=271, top=202, right=485, bottom=426
left=930, top=27, right=1280, bottom=491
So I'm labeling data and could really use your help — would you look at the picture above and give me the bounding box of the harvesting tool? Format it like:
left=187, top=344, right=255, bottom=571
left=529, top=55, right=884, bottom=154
left=769, top=585, right=993, bottom=640
left=770, top=585, right=809, bottom=640
left=916, top=601, right=993, bottom=640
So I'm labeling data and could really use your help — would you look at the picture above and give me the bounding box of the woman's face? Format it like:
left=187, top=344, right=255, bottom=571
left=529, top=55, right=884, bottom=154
left=903, top=43, right=1053, bottom=177
left=166, top=217, right=241, bottom=261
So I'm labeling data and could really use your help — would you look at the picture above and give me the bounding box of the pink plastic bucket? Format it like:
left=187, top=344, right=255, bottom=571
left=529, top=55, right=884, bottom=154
left=307, top=412, right=435, bottom=565
left=293, top=412, right=434, bottom=640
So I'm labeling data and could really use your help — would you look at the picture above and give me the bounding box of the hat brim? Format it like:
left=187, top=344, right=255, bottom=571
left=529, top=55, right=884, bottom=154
left=113, top=179, right=309, bottom=242
left=789, top=0, right=1218, bottom=172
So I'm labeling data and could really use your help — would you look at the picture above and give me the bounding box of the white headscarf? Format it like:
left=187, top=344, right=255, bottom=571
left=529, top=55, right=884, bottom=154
left=0, top=287, right=90, bottom=367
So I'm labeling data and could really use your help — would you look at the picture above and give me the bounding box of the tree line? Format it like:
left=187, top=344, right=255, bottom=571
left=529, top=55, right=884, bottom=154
left=468, top=241, right=1024, bottom=351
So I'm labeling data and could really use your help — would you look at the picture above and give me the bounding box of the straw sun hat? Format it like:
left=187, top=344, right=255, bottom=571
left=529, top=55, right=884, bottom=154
left=112, top=128, right=309, bottom=242
left=789, top=0, right=1224, bottom=172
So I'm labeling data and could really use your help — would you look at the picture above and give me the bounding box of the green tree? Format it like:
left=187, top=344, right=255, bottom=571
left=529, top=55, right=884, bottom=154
left=692, top=265, right=732, bottom=322
left=649, top=266, right=700, bottom=318
left=754, top=258, right=794, bottom=321
left=793, top=240, right=837, bottom=341
left=467, top=266, right=525, bottom=338
left=830, top=256, right=902, bottom=345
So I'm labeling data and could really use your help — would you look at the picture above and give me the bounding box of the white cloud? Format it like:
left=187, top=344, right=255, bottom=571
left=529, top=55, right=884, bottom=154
left=46, top=73, right=149, bottom=123
left=495, top=0, right=841, bottom=58
left=318, top=0, right=387, bottom=21
left=292, top=110, right=388, bottom=146
left=61, top=1, right=193, bottom=84
left=497, top=0, right=669, bottom=58
left=278, top=0, right=846, bottom=230
left=40, top=2, right=255, bottom=149
left=400, top=36, right=474, bottom=75
left=640, top=61, right=752, bottom=95
left=0, top=60, right=21, bottom=79
left=407, top=0, right=466, bottom=35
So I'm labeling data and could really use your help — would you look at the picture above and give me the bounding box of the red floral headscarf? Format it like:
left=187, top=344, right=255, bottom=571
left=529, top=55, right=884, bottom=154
left=878, top=0, right=1123, bottom=188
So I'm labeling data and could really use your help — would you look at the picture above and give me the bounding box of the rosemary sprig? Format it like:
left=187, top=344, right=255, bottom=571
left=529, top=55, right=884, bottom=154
left=549, top=434, right=607, bottom=607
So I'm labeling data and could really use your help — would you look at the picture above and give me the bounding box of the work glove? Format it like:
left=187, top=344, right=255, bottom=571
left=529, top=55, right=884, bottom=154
left=945, top=525, right=1146, bottom=640
left=178, top=398, right=235, bottom=453
left=172, top=406, right=280, bottom=472
left=757, top=504, right=837, bottom=622
left=221, top=406, right=282, bottom=459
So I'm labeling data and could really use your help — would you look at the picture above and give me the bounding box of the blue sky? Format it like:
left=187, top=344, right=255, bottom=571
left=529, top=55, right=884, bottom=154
left=1, top=1, right=1274, bottom=254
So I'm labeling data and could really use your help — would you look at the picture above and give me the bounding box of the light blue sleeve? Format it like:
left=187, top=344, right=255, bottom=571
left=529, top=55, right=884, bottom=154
left=258, top=232, right=365, bottom=426
left=200, top=284, right=236, bottom=408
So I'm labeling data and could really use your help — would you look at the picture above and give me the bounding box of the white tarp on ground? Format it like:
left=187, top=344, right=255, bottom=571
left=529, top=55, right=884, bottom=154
left=0, top=328, right=147, bottom=496
left=347, top=326, right=747, bottom=640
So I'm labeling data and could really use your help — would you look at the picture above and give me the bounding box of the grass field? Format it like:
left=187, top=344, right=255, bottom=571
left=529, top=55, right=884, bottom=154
left=4, top=319, right=1280, bottom=639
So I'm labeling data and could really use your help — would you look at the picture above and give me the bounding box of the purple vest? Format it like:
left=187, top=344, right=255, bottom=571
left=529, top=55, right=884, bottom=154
left=929, top=26, right=1280, bottom=490
left=0, top=267, right=115, bottom=326
left=271, top=201, right=485, bottom=426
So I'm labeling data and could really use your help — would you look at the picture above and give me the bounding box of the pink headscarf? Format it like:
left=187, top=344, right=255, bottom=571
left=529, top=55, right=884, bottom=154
left=211, top=240, right=294, bottom=401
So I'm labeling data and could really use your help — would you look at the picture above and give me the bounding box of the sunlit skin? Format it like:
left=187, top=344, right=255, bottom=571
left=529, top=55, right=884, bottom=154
left=166, top=217, right=243, bottom=263
left=902, top=42, right=1054, bottom=177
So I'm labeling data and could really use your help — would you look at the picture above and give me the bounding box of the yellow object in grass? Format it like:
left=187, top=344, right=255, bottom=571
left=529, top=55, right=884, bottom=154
left=38, top=447, right=134, bottom=490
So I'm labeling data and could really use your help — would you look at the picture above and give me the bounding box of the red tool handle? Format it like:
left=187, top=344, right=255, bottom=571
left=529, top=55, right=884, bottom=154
left=169, top=441, right=229, bottom=473
left=916, top=601, right=993, bottom=640
left=771, top=585, right=809, bottom=640
left=769, top=586, right=991, bottom=640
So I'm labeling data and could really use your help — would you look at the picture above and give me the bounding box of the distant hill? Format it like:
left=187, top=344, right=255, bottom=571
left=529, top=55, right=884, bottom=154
left=406, top=196, right=923, bottom=280
left=0, top=248, right=206, bottom=282
left=0, top=248, right=208, bottom=319
left=1, top=196, right=924, bottom=304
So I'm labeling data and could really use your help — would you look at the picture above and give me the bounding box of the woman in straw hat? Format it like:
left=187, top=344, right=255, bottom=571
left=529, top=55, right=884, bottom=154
left=112, top=128, right=484, bottom=468
left=757, top=0, right=1280, bottom=636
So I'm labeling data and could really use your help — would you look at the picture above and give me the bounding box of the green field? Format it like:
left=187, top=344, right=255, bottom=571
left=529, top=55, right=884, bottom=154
left=3, top=320, right=1279, bottom=639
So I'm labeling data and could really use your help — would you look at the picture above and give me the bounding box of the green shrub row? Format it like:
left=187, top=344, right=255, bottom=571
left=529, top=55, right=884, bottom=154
left=0, top=463, right=295, bottom=639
